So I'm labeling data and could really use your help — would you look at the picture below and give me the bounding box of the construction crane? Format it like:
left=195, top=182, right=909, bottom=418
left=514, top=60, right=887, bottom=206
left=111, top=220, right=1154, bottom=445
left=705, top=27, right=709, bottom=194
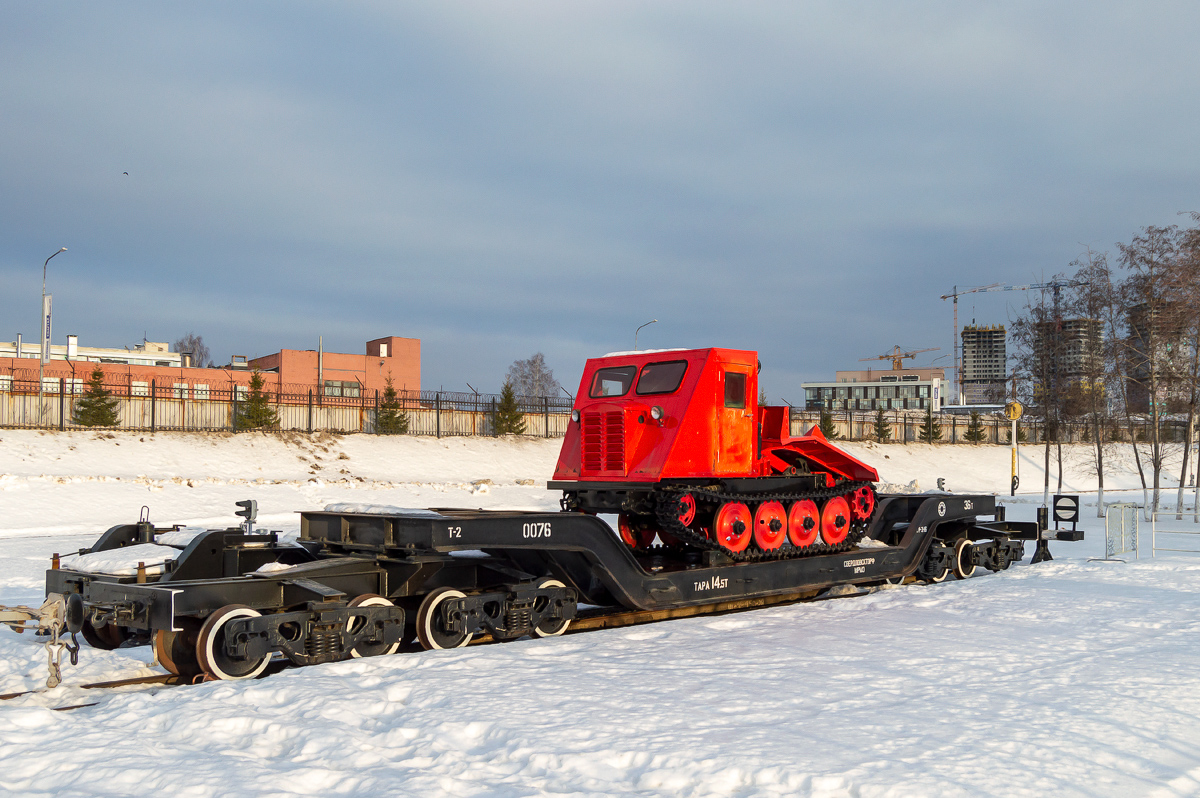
left=860, top=345, right=940, bottom=371
left=940, top=278, right=1085, bottom=403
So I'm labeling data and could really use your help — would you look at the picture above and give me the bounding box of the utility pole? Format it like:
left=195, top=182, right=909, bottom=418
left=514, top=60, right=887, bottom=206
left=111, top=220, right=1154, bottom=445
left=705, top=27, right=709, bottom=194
left=634, top=319, right=657, bottom=351
left=38, top=248, right=66, bottom=425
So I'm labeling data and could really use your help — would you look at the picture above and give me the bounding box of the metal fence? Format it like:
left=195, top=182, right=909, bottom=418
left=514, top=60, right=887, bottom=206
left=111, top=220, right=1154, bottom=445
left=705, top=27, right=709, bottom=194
left=1151, top=510, right=1200, bottom=557
left=790, top=409, right=1194, bottom=445
left=0, top=376, right=573, bottom=438
left=789, top=410, right=1021, bottom=443
left=2, top=373, right=1180, bottom=446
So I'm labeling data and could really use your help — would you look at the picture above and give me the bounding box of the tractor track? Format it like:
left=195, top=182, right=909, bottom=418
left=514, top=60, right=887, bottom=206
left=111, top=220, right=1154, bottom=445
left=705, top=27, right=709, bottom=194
left=654, top=481, right=876, bottom=561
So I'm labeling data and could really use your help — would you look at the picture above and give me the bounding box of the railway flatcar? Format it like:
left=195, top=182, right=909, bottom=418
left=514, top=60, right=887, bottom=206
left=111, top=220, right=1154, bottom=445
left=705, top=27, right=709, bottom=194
left=32, top=347, right=1081, bottom=682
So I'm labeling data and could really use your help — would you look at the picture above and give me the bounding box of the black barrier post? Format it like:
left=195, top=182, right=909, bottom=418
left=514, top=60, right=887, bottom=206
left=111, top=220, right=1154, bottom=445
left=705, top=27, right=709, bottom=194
left=307, top=389, right=313, bottom=433
left=544, top=396, right=549, bottom=438
left=151, top=380, right=156, bottom=433
left=374, top=389, right=379, bottom=434
left=491, top=397, right=496, bottom=437
left=59, top=378, right=65, bottom=430
left=1031, top=505, right=1053, bottom=564
left=436, top=392, right=441, bottom=439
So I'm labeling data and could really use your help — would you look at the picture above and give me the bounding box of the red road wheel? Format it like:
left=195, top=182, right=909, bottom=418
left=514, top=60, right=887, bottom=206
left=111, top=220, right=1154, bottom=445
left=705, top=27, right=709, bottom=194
left=787, top=500, right=820, bottom=547
left=676, top=493, right=697, bottom=527
left=713, top=502, right=752, bottom=553
left=618, top=513, right=659, bottom=549
left=753, top=501, right=787, bottom=551
left=850, top=485, right=876, bottom=521
left=820, top=496, right=852, bottom=546
left=617, top=513, right=638, bottom=547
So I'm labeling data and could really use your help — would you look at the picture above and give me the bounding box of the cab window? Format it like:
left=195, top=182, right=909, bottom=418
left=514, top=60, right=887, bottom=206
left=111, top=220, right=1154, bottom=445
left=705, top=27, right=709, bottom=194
left=636, top=360, right=688, bottom=395
left=589, top=366, right=637, bottom=398
left=724, top=372, right=747, bottom=408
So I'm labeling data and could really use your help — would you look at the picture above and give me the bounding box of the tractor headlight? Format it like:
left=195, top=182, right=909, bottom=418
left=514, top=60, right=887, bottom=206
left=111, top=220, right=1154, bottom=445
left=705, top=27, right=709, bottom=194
left=651, top=406, right=663, bottom=421
left=571, top=409, right=581, bottom=422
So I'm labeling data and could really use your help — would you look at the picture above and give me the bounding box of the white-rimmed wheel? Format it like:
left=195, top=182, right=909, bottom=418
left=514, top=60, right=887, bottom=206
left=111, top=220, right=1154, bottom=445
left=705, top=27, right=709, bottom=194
left=196, top=604, right=271, bottom=681
left=416, top=588, right=471, bottom=650
left=347, top=594, right=401, bottom=658
left=927, top=561, right=952, bottom=583
left=953, top=538, right=977, bottom=579
left=531, top=578, right=571, bottom=638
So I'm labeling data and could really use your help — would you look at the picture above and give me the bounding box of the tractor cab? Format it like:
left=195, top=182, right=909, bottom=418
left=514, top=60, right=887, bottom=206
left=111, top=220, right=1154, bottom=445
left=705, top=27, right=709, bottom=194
left=552, top=347, right=877, bottom=486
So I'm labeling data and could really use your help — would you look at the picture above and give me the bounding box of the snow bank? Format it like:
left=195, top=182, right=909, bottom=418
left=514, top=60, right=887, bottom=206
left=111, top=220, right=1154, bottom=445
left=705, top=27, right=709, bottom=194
left=60, top=543, right=175, bottom=575
left=322, top=503, right=444, bottom=517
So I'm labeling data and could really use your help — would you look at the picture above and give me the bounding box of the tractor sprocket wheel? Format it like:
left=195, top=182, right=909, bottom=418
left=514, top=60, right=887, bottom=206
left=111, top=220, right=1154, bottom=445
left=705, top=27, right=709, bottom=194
left=787, top=499, right=820, bottom=547
left=676, top=493, right=697, bottom=527
left=713, top=502, right=752, bottom=553
left=850, top=485, right=876, bottom=521
left=753, top=501, right=787, bottom=551
left=820, top=496, right=852, bottom=546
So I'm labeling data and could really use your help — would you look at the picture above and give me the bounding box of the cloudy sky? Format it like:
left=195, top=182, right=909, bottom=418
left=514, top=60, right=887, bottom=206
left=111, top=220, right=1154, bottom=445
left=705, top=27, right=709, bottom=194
left=2, top=2, right=1198, bottom=401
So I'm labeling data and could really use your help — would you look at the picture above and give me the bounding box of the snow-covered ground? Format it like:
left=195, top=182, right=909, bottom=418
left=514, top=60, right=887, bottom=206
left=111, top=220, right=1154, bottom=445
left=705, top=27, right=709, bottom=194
left=1, top=430, right=1199, bottom=797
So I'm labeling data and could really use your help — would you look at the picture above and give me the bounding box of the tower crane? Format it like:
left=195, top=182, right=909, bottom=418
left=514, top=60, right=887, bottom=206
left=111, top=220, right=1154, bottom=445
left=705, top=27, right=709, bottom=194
left=940, top=278, right=1085, bottom=403
left=859, top=345, right=940, bottom=370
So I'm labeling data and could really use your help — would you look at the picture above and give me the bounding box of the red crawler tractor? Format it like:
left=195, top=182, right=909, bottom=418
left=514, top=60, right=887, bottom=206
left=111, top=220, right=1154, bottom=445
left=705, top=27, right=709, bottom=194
left=550, top=348, right=880, bottom=560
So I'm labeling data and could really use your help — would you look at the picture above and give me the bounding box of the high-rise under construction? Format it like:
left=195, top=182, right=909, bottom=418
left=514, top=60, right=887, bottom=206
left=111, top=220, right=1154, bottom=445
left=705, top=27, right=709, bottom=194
left=962, top=324, right=1007, bottom=404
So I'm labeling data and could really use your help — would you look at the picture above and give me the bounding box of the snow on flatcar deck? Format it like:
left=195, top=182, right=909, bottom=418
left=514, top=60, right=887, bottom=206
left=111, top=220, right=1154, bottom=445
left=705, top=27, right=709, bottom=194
left=1, top=430, right=1199, bottom=796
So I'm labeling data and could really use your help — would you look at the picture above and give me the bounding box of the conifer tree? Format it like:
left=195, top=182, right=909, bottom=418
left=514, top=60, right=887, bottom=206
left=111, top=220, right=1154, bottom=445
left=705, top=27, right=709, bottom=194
left=73, top=367, right=120, bottom=427
left=1006, top=423, right=1029, bottom=443
left=872, top=408, right=891, bottom=442
left=235, top=371, right=278, bottom=430
left=493, top=381, right=526, bottom=435
left=964, top=410, right=987, bottom=444
left=818, top=407, right=839, bottom=439
left=376, top=376, right=409, bottom=434
left=918, top=406, right=942, bottom=443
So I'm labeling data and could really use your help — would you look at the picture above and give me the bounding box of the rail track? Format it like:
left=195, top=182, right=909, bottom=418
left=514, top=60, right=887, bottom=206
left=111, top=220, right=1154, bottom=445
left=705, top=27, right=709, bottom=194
left=0, top=579, right=887, bottom=709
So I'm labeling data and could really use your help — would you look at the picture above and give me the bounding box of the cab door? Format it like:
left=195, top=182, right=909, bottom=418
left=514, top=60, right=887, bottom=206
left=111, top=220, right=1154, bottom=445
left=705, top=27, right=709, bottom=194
left=716, top=366, right=754, bottom=475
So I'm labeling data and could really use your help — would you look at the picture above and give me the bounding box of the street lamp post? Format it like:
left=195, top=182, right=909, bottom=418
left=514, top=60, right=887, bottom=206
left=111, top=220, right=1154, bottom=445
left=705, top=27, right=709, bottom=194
left=633, top=319, right=662, bottom=350
left=38, top=248, right=66, bottom=424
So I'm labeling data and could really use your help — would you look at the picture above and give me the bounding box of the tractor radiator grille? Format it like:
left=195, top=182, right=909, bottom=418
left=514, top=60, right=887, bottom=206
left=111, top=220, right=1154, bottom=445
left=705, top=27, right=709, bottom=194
left=581, top=411, right=625, bottom=474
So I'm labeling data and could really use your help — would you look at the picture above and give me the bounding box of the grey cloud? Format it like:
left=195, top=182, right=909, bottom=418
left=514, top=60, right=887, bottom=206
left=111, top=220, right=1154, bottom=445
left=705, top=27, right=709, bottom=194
left=2, top=2, right=1198, bottom=400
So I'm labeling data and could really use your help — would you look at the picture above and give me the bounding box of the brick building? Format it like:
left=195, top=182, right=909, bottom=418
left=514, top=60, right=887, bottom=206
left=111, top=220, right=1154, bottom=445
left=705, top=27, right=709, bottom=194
left=0, top=335, right=420, bottom=400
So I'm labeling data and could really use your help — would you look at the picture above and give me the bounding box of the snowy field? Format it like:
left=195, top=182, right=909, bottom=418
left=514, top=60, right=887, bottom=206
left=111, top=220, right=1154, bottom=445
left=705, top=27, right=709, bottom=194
left=1, top=430, right=1199, bottom=796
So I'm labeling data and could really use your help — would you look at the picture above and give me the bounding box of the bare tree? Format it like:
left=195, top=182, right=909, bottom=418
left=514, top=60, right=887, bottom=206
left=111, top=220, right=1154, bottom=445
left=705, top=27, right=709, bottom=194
left=1066, top=249, right=1116, bottom=516
left=173, top=332, right=212, bottom=368
left=1169, top=215, right=1200, bottom=519
left=1011, top=278, right=1072, bottom=508
left=506, top=353, right=558, bottom=398
left=1115, top=225, right=1186, bottom=516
